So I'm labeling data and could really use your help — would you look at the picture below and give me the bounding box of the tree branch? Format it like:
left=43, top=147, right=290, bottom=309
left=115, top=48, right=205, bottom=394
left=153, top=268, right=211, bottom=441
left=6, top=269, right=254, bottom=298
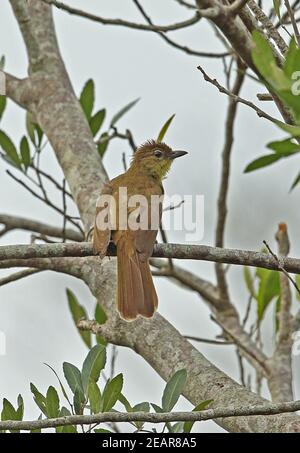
left=0, top=268, right=42, bottom=287
left=2, top=399, right=300, bottom=431
left=2, top=241, right=300, bottom=274
left=215, top=61, right=245, bottom=303
left=40, top=0, right=202, bottom=32
left=0, top=214, right=83, bottom=242
left=267, top=224, right=294, bottom=403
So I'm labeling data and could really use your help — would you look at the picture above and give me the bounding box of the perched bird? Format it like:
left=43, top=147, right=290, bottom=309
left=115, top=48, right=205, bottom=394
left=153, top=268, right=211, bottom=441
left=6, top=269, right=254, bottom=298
left=93, top=140, right=187, bottom=321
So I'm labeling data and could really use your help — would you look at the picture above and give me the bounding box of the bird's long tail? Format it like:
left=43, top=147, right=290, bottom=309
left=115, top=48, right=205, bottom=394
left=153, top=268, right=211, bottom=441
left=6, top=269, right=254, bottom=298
left=117, top=240, right=158, bottom=321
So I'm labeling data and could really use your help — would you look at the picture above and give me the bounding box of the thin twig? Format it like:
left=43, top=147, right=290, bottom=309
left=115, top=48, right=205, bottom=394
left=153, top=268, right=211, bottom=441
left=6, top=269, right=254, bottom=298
left=132, top=0, right=230, bottom=59
left=197, top=65, right=279, bottom=124
left=184, top=335, right=233, bottom=345
left=0, top=268, right=42, bottom=287
left=41, top=0, right=202, bottom=32
left=263, top=240, right=300, bottom=297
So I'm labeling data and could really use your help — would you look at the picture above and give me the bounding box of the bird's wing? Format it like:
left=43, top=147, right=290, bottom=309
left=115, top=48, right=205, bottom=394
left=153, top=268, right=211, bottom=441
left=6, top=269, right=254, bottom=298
left=133, top=184, right=164, bottom=262
left=93, top=182, right=114, bottom=258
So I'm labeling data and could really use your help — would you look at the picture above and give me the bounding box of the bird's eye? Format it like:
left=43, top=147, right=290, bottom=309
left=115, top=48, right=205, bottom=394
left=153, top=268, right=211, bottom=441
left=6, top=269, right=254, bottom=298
left=154, top=149, right=163, bottom=158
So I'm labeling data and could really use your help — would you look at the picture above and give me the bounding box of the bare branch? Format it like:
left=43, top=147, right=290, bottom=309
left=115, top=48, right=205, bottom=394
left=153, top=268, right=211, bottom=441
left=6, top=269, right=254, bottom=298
left=0, top=268, right=42, bottom=287
left=283, top=0, right=300, bottom=46
left=0, top=214, right=83, bottom=242
left=41, top=0, right=202, bottom=32
left=1, top=399, right=300, bottom=431
left=247, top=0, right=288, bottom=54
left=2, top=241, right=300, bottom=274
left=215, top=61, right=246, bottom=302
left=132, top=0, right=230, bottom=59
left=197, top=65, right=279, bottom=124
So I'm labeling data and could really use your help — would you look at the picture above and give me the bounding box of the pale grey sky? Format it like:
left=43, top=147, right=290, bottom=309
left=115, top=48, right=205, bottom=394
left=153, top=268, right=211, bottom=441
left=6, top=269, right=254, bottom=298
left=1, top=0, right=300, bottom=433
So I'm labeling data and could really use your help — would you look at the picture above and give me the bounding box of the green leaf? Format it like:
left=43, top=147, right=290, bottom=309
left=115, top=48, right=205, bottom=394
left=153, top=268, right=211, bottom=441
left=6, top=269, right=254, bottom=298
left=73, top=387, right=85, bottom=415
left=0, top=130, right=21, bottom=167
left=63, top=362, right=84, bottom=398
left=257, top=269, right=280, bottom=320
left=46, top=386, right=60, bottom=418
left=171, top=422, right=184, bottom=433
left=151, top=403, right=164, bottom=413
left=162, top=369, right=187, bottom=412
left=284, top=38, right=300, bottom=79
left=97, top=132, right=109, bottom=157
left=131, top=402, right=150, bottom=430
left=56, top=407, right=77, bottom=433
left=16, top=394, right=24, bottom=421
left=1, top=398, right=18, bottom=421
left=80, top=79, right=95, bottom=120
left=0, top=96, right=6, bottom=121
left=88, top=380, right=101, bottom=414
left=289, top=171, right=300, bottom=192
left=275, top=120, right=300, bottom=137
left=244, top=154, right=283, bottom=173
left=101, top=374, right=123, bottom=412
left=89, top=109, right=106, bottom=137
left=81, top=344, right=106, bottom=396
left=243, top=267, right=256, bottom=298
left=20, top=136, right=31, bottom=169
left=30, top=383, right=48, bottom=417
left=110, top=98, right=140, bottom=127
left=252, top=31, right=277, bottom=81
left=95, top=303, right=108, bottom=345
left=183, top=400, right=213, bottom=433
left=267, top=138, right=300, bottom=155
left=94, top=428, right=113, bottom=433
left=26, top=113, right=43, bottom=147
left=118, top=393, right=132, bottom=412
left=66, top=288, right=91, bottom=349
left=157, top=114, right=175, bottom=143
left=95, top=303, right=107, bottom=324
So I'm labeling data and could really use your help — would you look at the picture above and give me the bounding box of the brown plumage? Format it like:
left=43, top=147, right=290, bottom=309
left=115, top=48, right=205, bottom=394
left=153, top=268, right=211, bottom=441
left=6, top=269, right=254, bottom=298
left=93, top=140, right=187, bottom=321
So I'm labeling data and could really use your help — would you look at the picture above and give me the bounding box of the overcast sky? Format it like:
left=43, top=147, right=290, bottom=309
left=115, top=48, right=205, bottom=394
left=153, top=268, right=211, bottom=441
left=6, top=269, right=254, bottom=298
left=1, top=0, right=300, bottom=433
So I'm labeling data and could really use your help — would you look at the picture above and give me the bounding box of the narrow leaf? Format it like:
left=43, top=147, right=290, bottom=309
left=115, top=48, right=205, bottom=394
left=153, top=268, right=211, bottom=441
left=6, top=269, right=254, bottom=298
left=101, top=374, right=123, bottom=412
left=110, top=98, right=140, bottom=127
left=20, top=136, right=31, bottom=169
left=162, top=369, right=187, bottom=412
left=157, top=114, right=175, bottom=143
left=89, top=109, right=106, bottom=137
left=80, top=79, right=95, bottom=120
left=66, top=288, right=91, bottom=348
left=63, top=362, right=84, bottom=397
left=289, top=171, right=300, bottom=192
left=244, top=154, right=283, bottom=173
left=0, top=130, right=21, bottom=167
left=81, top=344, right=106, bottom=396
left=183, top=400, right=213, bottom=433
left=46, top=386, right=60, bottom=418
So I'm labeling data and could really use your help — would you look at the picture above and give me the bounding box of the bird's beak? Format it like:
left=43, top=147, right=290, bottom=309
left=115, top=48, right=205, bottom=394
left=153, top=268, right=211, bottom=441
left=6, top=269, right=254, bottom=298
left=170, top=150, right=188, bottom=159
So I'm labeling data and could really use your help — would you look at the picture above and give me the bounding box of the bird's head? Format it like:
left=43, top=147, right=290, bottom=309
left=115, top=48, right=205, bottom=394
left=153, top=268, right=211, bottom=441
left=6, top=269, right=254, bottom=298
left=130, top=140, right=188, bottom=180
